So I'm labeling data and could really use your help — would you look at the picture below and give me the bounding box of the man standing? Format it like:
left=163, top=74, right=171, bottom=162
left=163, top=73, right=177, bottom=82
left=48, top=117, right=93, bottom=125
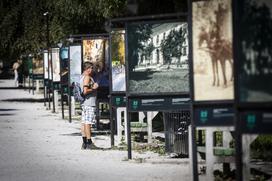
left=12, top=60, right=20, bottom=87
left=80, top=62, right=99, bottom=149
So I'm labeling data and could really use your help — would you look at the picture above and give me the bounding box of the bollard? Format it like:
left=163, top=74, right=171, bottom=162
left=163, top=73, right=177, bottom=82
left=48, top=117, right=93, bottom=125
left=71, top=96, right=75, bottom=116
left=116, top=107, right=126, bottom=145
left=53, top=90, right=59, bottom=112
left=35, top=80, right=40, bottom=93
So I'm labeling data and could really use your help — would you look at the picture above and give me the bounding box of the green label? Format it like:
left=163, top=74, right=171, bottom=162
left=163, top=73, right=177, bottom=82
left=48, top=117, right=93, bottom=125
left=115, top=97, right=121, bottom=105
left=200, top=110, right=208, bottom=124
left=246, top=114, right=256, bottom=130
left=132, top=100, right=139, bottom=110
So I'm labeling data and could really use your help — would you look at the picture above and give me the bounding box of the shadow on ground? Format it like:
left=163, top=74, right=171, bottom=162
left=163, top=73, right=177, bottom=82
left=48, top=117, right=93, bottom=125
left=1, top=98, right=46, bottom=103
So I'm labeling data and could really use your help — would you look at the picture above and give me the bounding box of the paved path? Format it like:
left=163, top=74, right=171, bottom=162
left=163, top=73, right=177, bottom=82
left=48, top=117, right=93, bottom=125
left=0, top=79, right=192, bottom=181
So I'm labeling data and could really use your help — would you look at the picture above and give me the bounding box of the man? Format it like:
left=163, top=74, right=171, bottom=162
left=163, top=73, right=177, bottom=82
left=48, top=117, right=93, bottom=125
left=80, top=62, right=99, bottom=149
left=12, top=60, right=20, bottom=87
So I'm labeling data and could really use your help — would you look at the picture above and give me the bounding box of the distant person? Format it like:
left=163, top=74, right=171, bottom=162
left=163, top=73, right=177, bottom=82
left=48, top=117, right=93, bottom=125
left=12, top=60, right=20, bottom=87
left=80, top=62, right=99, bottom=150
left=17, top=59, right=23, bottom=87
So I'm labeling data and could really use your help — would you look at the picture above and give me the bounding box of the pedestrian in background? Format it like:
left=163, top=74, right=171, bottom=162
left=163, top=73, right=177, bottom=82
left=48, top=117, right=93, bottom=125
left=12, top=59, right=20, bottom=87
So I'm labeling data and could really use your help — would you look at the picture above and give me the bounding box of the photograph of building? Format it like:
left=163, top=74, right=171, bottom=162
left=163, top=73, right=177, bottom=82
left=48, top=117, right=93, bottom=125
left=127, top=21, right=189, bottom=94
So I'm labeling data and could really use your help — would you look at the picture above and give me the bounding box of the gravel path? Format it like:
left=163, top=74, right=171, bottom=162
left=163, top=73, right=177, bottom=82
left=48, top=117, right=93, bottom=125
left=0, top=79, right=192, bottom=181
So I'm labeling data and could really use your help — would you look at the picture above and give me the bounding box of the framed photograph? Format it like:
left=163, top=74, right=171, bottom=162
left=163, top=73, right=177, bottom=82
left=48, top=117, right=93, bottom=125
left=237, top=0, right=272, bottom=103
left=127, top=20, right=189, bottom=95
left=111, top=30, right=126, bottom=92
left=51, top=48, right=60, bottom=82
left=32, top=56, right=43, bottom=75
left=60, top=47, right=69, bottom=84
left=82, top=38, right=109, bottom=87
left=192, top=0, right=233, bottom=101
left=48, top=50, right=52, bottom=80
left=43, top=51, right=48, bottom=79
left=69, top=45, right=82, bottom=85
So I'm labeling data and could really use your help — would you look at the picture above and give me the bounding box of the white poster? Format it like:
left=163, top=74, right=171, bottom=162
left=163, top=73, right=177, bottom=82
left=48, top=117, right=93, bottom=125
left=69, top=45, right=82, bottom=84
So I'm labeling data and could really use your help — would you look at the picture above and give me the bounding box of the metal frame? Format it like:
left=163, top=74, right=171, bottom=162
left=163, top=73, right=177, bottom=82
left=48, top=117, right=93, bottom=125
left=233, top=1, right=272, bottom=180
left=188, top=0, right=235, bottom=180
left=125, top=18, right=189, bottom=97
left=68, top=44, right=82, bottom=123
left=109, top=28, right=126, bottom=95
left=123, top=14, right=190, bottom=159
left=59, top=47, right=69, bottom=119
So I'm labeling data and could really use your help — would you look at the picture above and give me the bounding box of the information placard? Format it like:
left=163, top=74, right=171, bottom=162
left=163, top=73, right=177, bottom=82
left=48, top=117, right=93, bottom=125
left=111, top=95, right=126, bottom=107
left=194, top=106, right=234, bottom=126
left=128, top=96, right=190, bottom=112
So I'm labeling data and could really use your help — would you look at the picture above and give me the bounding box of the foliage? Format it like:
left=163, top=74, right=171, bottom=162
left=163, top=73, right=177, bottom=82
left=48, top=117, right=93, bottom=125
left=251, top=135, right=272, bottom=161
left=127, top=23, right=153, bottom=71
left=160, top=26, right=186, bottom=66
left=0, top=0, right=187, bottom=64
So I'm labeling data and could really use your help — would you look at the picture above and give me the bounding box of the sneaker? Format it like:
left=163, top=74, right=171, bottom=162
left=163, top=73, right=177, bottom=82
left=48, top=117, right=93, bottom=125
left=86, top=143, right=103, bottom=150
left=81, top=143, right=87, bottom=150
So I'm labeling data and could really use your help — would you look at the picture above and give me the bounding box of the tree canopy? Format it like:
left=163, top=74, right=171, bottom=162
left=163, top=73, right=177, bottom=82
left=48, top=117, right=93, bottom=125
left=0, top=0, right=187, bottom=64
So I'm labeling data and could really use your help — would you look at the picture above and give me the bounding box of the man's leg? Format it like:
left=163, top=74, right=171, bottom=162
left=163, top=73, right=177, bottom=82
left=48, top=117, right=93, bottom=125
left=85, top=123, right=93, bottom=147
left=81, top=123, right=87, bottom=149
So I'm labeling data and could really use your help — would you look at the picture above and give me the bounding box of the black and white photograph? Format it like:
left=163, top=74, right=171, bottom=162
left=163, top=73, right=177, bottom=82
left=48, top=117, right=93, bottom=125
left=192, top=0, right=233, bottom=101
left=69, top=45, right=82, bottom=84
left=127, top=21, right=189, bottom=94
left=111, top=30, right=126, bottom=92
left=43, top=51, right=48, bottom=79
left=51, top=48, right=60, bottom=82
left=32, top=56, right=43, bottom=75
left=238, top=0, right=272, bottom=102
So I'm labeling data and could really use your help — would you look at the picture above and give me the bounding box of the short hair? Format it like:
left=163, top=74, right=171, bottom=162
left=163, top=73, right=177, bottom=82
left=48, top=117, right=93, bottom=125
left=83, top=61, right=94, bottom=71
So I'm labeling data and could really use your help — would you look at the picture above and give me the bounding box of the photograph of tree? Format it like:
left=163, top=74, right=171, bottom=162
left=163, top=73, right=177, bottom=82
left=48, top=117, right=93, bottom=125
left=192, top=0, right=233, bottom=101
left=111, top=30, right=126, bottom=92
left=127, top=21, right=189, bottom=94
left=69, top=45, right=82, bottom=84
left=43, top=51, right=48, bottom=79
left=238, top=0, right=272, bottom=102
left=52, top=48, right=60, bottom=82
left=32, top=56, right=43, bottom=75
left=83, top=39, right=109, bottom=87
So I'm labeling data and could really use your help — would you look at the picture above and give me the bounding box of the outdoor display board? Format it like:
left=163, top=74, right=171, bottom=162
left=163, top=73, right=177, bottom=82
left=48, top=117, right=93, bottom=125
left=60, top=47, right=69, bottom=86
left=234, top=0, right=272, bottom=133
left=32, top=56, right=43, bottom=75
left=82, top=38, right=109, bottom=87
left=69, top=45, right=82, bottom=84
left=126, top=20, right=189, bottom=95
left=110, top=30, right=126, bottom=92
left=48, top=50, right=52, bottom=80
left=43, top=51, right=48, bottom=79
left=236, top=0, right=272, bottom=103
left=190, top=0, right=234, bottom=127
left=192, top=0, right=233, bottom=102
left=51, top=48, right=60, bottom=82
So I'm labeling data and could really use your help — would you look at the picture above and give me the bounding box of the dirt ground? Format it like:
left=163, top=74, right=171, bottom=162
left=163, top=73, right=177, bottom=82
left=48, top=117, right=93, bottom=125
left=0, top=79, right=192, bottom=181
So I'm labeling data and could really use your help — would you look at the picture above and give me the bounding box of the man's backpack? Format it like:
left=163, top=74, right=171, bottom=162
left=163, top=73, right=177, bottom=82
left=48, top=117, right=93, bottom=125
left=73, top=82, right=85, bottom=104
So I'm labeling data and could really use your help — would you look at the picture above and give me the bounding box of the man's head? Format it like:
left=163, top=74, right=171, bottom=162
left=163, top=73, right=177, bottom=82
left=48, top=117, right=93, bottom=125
left=83, top=61, right=94, bottom=74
